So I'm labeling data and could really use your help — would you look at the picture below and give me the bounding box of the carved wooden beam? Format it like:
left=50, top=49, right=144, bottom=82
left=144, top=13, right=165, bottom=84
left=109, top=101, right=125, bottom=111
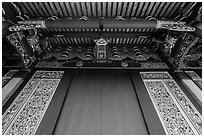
left=156, top=20, right=196, bottom=32
left=9, top=18, right=196, bottom=32
left=38, top=31, right=157, bottom=39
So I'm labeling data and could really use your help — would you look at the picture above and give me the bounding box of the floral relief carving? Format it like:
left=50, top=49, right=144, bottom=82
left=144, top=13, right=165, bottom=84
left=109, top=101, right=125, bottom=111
left=140, top=72, right=172, bottom=79
left=141, top=62, right=169, bottom=69
left=2, top=71, right=64, bottom=135
left=144, top=81, right=195, bottom=135
left=4, top=79, right=60, bottom=135
left=164, top=80, right=202, bottom=134
left=140, top=72, right=201, bottom=135
left=33, top=71, right=64, bottom=79
left=2, top=79, right=40, bottom=134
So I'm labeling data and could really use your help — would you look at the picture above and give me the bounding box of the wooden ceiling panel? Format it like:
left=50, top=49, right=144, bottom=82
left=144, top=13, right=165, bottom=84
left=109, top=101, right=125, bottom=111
left=19, top=2, right=194, bottom=19
left=15, top=2, right=198, bottom=45
left=48, top=37, right=153, bottom=46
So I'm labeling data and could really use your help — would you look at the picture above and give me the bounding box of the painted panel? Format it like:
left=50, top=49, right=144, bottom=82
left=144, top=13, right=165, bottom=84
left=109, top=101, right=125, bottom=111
left=140, top=72, right=202, bottom=135
left=2, top=71, right=64, bottom=135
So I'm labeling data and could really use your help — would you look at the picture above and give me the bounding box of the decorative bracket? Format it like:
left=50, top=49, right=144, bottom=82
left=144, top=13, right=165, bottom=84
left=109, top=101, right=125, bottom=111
left=7, top=32, right=35, bottom=68
left=172, top=33, right=199, bottom=69
left=94, top=38, right=109, bottom=60
left=156, top=20, right=196, bottom=32
left=94, top=37, right=109, bottom=46
left=9, top=20, right=46, bottom=31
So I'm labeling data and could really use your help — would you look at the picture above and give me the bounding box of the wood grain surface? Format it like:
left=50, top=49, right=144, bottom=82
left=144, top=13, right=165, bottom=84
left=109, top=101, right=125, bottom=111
left=54, top=71, right=147, bottom=135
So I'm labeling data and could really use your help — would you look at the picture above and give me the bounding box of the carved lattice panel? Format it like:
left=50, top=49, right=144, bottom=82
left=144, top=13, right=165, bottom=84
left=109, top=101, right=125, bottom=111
left=2, top=71, right=64, bottom=135
left=140, top=72, right=202, bottom=135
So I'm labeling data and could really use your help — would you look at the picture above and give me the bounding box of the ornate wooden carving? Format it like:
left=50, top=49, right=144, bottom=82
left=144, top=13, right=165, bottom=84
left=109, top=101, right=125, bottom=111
left=163, top=35, right=178, bottom=57
left=7, top=32, right=35, bottom=68
left=9, top=20, right=46, bottom=31
left=172, top=33, right=199, bottom=68
left=94, top=38, right=109, bottom=61
left=2, top=71, right=64, bottom=135
left=140, top=72, right=202, bottom=135
left=156, top=20, right=195, bottom=32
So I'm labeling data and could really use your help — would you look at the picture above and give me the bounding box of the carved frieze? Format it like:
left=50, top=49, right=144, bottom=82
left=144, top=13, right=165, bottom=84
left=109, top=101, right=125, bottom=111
left=140, top=72, right=172, bottom=79
left=33, top=71, right=64, bottom=79
left=4, top=79, right=60, bottom=135
left=164, top=80, right=202, bottom=134
left=144, top=80, right=196, bottom=135
left=141, top=62, right=169, bottom=69
left=140, top=72, right=202, bottom=135
left=2, top=78, right=40, bottom=134
left=2, top=71, right=64, bottom=135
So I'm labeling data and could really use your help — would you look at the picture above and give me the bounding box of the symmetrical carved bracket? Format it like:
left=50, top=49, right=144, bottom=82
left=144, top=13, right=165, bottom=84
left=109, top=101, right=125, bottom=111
left=156, top=20, right=195, bottom=32
left=6, top=32, right=36, bottom=68
left=94, top=38, right=109, bottom=60
left=94, top=37, right=109, bottom=46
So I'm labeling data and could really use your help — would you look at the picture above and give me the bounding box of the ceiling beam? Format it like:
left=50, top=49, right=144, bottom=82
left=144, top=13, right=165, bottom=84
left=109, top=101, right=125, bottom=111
left=39, top=31, right=159, bottom=39
left=9, top=18, right=196, bottom=32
